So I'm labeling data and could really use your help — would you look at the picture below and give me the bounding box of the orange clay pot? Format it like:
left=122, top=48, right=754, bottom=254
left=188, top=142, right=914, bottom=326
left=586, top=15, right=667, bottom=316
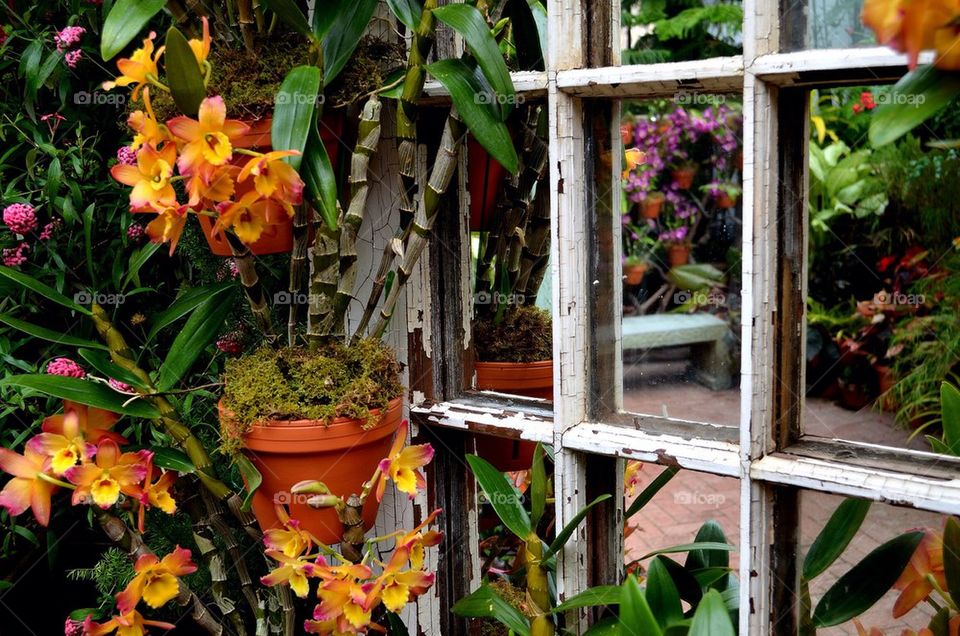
left=228, top=397, right=403, bottom=545
left=715, top=192, right=738, bottom=209
left=623, top=263, right=648, bottom=286
left=671, top=166, right=697, bottom=190
left=200, top=114, right=345, bottom=257
left=468, top=137, right=509, bottom=232
left=640, top=193, right=665, bottom=219
left=474, top=360, right=552, bottom=471
left=667, top=244, right=691, bottom=267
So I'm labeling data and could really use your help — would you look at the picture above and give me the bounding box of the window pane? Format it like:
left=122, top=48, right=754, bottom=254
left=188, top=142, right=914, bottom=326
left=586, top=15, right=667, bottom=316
left=803, top=85, right=960, bottom=455
left=621, top=0, right=744, bottom=64
left=781, top=0, right=877, bottom=51
left=617, top=96, right=743, bottom=428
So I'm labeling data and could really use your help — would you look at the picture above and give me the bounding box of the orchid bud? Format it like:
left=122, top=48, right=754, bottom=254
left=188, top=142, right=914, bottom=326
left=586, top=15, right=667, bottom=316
left=306, top=494, right=341, bottom=509
left=291, top=480, right=331, bottom=495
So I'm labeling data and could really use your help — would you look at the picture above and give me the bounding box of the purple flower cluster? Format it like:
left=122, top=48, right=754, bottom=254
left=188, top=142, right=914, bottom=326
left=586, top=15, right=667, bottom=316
left=659, top=226, right=690, bottom=243
left=54, top=26, right=85, bottom=52
left=3, top=203, right=37, bottom=234
left=127, top=223, right=145, bottom=241
left=117, top=146, right=137, bottom=166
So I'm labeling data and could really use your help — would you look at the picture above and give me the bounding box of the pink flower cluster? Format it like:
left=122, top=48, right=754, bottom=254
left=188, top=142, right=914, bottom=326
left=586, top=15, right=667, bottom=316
left=47, top=357, right=86, bottom=378
left=39, top=220, right=59, bottom=241
left=116, top=146, right=137, bottom=166
left=127, top=223, right=145, bottom=241
left=3, top=203, right=37, bottom=235
left=216, top=333, right=243, bottom=355
left=108, top=378, right=134, bottom=393
left=2, top=243, right=29, bottom=267
left=55, top=26, right=85, bottom=68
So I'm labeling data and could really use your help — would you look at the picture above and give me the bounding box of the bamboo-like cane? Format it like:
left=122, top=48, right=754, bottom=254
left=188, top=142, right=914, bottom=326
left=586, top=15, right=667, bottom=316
left=95, top=508, right=228, bottom=635
left=353, top=1, right=438, bottom=341
left=516, top=182, right=551, bottom=301
left=287, top=204, right=312, bottom=346
left=306, top=208, right=342, bottom=346
left=236, top=0, right=256, bottom=52
left=523, top=534, right=555, bottom=636
left=371, top=108, right=465, bottom=339
left=226, top=233, right=276, bottom=340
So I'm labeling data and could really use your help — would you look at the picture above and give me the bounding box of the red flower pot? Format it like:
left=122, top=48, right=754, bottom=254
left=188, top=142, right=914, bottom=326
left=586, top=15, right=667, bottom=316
left=671, top=166, right=697, bottom=190
left=715, top=192, right=738, bottom=209
left=640, top=193, right=665, bottom=219
left=230, top=397, right=403, bottom=545
left=468, top=137, right=508, bottom=232
left=623, top=263, right=648, bottom=286
left=667, top=244, right=691, bottom=267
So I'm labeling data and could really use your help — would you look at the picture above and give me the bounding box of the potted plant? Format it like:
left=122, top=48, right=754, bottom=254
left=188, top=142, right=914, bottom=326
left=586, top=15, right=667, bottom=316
left=670, top=160, right=698, bottom=190
left=623, top=222, right=658, bottom=286
left=659, top=192, right=699, bottom=267
left=639, top=190, right=666, bottom=219
left=703, top=181, right=742, bottom=209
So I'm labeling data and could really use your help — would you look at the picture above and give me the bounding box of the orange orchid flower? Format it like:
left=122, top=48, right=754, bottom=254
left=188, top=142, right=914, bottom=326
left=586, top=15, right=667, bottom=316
left=366, top=545, right=436, bottom=614
left=263, top=510, right=313, bottom=559
left=396, top=508, right=443, bottom=570
left=185, top=164, right=238, bottom=207
left=143, top=203, right=190, bottom=256
left=189, top=17, right=211, bottom=67
left=375, top=419, right=435, bottom=501
left=26, top=409, right=95, bottom=476
left=41, top=401, right=123, bottom=445
left=310, top=561, right=377, bottom=630
left=82, top=609, right=175, bottom=636
left=167, top=96, right=249, bottom=173
left=934, top=18, right=960, bottom=70
left=102, top=33, right=164, bottom=100
left=623, top=148, right=646, bottom=179
left=215, top=190, right=284, bottom=245
left=862, top=0, right=957, bottom=68
left=0, top=446, right=56, bottom=526
left=134, top=456, right=177, bottom=533
left=260, top=550, right=320, bottom=598
left=893, top=528, right=947, bottom=618
left=625, top=460, right=643, bottom=497
left=111, top=143, right=179, bottom=211
left=238, top=150, right=305, bottom=204
left=853, top=620, right=885, bottom=636
left=64, top=439, right=148, bottom=508
left=115, top=546, right=197, bottom=613
left=128, top=88, right=169, bottom=150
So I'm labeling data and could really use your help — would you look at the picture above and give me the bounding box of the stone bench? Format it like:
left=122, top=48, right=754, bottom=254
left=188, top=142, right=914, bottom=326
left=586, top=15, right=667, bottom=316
left=622, top=313, right=734, bottom=390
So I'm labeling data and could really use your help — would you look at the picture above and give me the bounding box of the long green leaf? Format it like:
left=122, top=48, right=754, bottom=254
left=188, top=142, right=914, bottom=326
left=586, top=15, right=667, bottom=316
left=505, top=0, right=546, bottom=71
left=625, top=466, right=678, bottom=519
left=322, top=0, right=379, bottom=85
left=0, top=265, right=91, bottom=315
left=689, top=589, right=735, bottom=636
left=157, top=287, right=233, bottom=390
left=942, top=382, right=960, bottom=454
left=530, top=442, right=547, bottom=527
left=466, top=454, right=531, bottom=539
left=433, top=4, right=516, bottom=118
left=452, top=584, right=531, bottom=636
left=943, top=517, right=960, bottom=603
left=301, top=129, right=339, bottom=231
left=812, top=531, right=924, bottom=627
left=163, top=27, right=206, bottom=117
left=684, top=521, right=731, bottom=573
left=262, top=0, right=313, bottom=38
left=234, top=454, right=262, bottom=511
left=659, top=556, right=704, bottom=608
left=802, top=498, right=871, bottom=581
left=640, top=542, right=734, bottom=562
left=543, top=494, right=612, bottom=560
left=619, top=575, right=662, bottom=636
left=870, top=66, right=960, bottom=147
left=151, top=447, right=196, bottom=473
left=146, top=283, right=233, bottom=342
left=122, top=242, right=162, bottom=291
left=0, top=375, right=159, bottom=418
left=425, top=59, right=519, bottom=174
left=553, top=585, right=622, bottom=613
left=0, top=315, right=107, bottom=350
left=272, top=66, right=323, bottom=172
left=647, top=557, right=683, bottom=629
left=100, top=0, right=167, bottom=60
left=77, top=349, right=147, bottom=389
left=386, top=0, right=423, bottom=30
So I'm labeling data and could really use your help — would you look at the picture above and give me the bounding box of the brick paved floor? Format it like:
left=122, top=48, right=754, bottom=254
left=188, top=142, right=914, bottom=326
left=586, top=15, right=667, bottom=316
left=622, top=356, right=944, bottom=633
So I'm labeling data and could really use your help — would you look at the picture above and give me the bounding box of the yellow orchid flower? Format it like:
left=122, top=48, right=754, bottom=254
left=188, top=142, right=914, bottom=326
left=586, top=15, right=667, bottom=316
left=116, top=546, right=197, bottom=613
left=143, top=203, right=190, bottom=256
left=26, top=410, right=94, bottom=475
left=862, top=0, right=956, bottom=68
left=215, top=190, right=274, bottom=245
left=238, top=150, right=305, bottom=204
left=623, top=147, right=646, bottom=179
left=102, top=32, right=164, bottom=100
left=167, top=96, right=249, bottom=173
left=893, top=528, right=947, bottom=617
left=0, top=445, right=56, bottom=527
left=375, top=419, right=435, bottom=501
left=260, top=550, right=320, bottom=598
left=311, top=562, right=377, bottom=630
left=110, top=143, right=179, bottom=211
left=624, top=460, right=643, bottom=497
left=82, top=610, right=175, bottom=636
left=64, top=439, right=148, bottom=508
left=263, top=512, right=313, bottom=558
left=128, top=88, right=169, bottom=150
left=189, top=16, right=211, bottom=67
left=134, top=455, right=177, bottom=533
left=365, top=545, right=436, bottom=614
left=396, top=508, right=443, bottom=570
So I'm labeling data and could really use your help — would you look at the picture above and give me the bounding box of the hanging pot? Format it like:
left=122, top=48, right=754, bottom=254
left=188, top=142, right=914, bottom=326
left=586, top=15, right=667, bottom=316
left=640, top=193, right=665, bottom=219
left=667, top=244, right=691, bottom=267
left=473, top=360, right=552, bottom=471
left=200, top=114, right=345, bottom=257
left=229, top=397, right=403, bottom=545
left=671, top=166, right=697, bottom=190
left=623, top=263, right=648, bottom=286
left=468, top=137, right=508, bottom=232
left=715, top=192, right=738, bottom=209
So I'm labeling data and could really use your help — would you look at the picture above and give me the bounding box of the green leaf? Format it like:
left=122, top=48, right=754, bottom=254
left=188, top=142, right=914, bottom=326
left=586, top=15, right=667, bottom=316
left=100, top=0, right=167, bottom=60
left=312, top=0, right=351, bottom=40
left=385, top=612, right=410, bottom=636
left=543, top=494, right=613, bottom=560
left=943, top=517, right=960, bottom=603
left=272, top=65, right=323, bottom=172
left=640, top=542, right=734, bottom=562
left=584, top=616, right=621, bottom=635
left=553, top=585, right=622, bottom=613
left=625, top=466, right=678, bottom=519
left=0, top=265, right=91, bottom=315
left=870, top=66, right=960, bottom=147
left=659, top=555, right=704, bottom=608
left=122, top=242, right=162, bottom=291
left=689, top=589, right=735, bottom=636
left=505, top=0, right=546, bottom=71
left=802, top=498, right=871, bottom=581
left=301, top=129, right=339, bottom=230
left=812, top=531, right=924, bottom=627
left=82, top=204, right=96, bottom=285
left=164, top=27, right=206, bottom=117
left=323, top=0, right=379, bottom=85
left=386, top=0, right=423, bottom=30
left=684, top=521, right=731, bottom=573
left=530, top=442, right=547, bottom=526
left=151, top=447, right=196, bottom=473
left=262, top=0, right=314, bottom=38
left=433, top=4, right=516, bottom=118
left=0, top=375, right=159, bottom=418
left=647, top=557, right=683, bottom=629
left=0, top=315, right=107, bottom=350
left=619, top=575, right=662, bottom=636
left=146, top=282, right=233, bottom=343
left=234, top=454, right=262, bottom=511
left=942, top=382, right=960, bottom=455
left=466, top=454, right=531, bottom=539
left=425, top=58, right=519, bottom=174
left=452, top=584, right=531, bottom=636
left=157, top=286, right=234, bottom=390
left=76, top=349, right=147, bottom=389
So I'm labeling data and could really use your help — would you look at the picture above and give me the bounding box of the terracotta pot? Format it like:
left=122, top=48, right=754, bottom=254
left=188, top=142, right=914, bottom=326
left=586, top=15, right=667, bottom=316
left=230, top=397, right=403, bottom=545
left=640, top=193, right=665, bottom=219
left=671, top=166, right=697, bottom=190
left=474, top=360, right=552, bottom=471
left=200, top=114, right=345, bottom=257
left=838, top=382, right=870, bottom=411
left=667, top=244, right=691, bottom=267
left=623, top=263, right=648, bottom=286
left=715, top=192, right=737, bottom=209
left=468, top=137, right=508, bottom=232
left=875, top=364, right=897, bottom=410
left=620, top=123, right=634, bottom=146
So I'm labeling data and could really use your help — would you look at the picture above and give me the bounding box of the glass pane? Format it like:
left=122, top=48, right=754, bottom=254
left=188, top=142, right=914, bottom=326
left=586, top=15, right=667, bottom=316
left=618, top=96, right=743, bottom=428
left=621, top=0, right=744, bottom=64
left=800, top=492, right=950, bottom=634
left=781, top=0, right=877, bottom=51
left=803, top=85, right=960, bottom=455
left=470, top=102, right=553, bottom=403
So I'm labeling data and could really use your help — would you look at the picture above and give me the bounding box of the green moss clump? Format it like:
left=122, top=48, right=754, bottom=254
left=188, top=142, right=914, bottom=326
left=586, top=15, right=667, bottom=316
left=473, top=306, right=553, bottom=363
left=220, top=339, right=403, bottom=455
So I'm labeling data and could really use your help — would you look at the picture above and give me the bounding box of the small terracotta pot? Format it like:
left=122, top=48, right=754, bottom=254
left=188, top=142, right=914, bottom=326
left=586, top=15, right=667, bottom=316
left=620, top=123, right=634, bottom=146
left=229, top=397, right=403, bottom=545
left=623, top=263, right=648, bottom=286
left=671, top=166, right=697, bottom=190
left=200, top=114, right=345, bottom=257
left=875, top=365, right=897, bottom=410
left=640, top=193, right=665, bottom=219
left=474, top=360, right=552, bottom=471
left=468, top=137, right=508, bottom=232
left=715, top=192, right=738, bottom=209
left=667, top=244, right=691, bottom=267
left=838, top=382, right=870, bottom=411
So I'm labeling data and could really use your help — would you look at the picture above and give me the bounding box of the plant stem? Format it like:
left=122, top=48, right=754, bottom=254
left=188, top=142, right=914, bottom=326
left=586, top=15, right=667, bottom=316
left=227, top=233, right=276, bottom=340
left=524, top=534, right=554, bottom=636
left=236, top=0, right=256, bottom=53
